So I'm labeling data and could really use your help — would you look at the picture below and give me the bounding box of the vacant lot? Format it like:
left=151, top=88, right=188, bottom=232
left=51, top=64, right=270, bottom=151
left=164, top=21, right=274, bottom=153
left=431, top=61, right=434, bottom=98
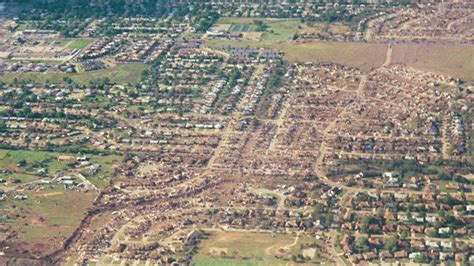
left=206, top=40, right=386, bottom=71
left=391, top=43, right=474, bottom=81
left=1, top=63, right=149, bottom=84
left=192, top=230, right=331, bottom=266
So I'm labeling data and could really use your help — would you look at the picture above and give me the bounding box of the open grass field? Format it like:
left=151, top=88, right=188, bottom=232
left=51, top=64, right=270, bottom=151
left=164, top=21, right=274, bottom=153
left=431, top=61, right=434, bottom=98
left=1, top=63, right=149, bottom=84
left=206, top=40, right=387, bottom=71
left=0, top=149, right=121, bottom=188
left=0, top=149, right=68, bottom=175
left=192, top=230, right=332, bottom=266
left=85, top=154, right=122, bottom=188
left=218, top=17, right=301, bottom=41
left=0, top=148, right=120, bottom=257
left=64, top=38, right=95, bottom=49
left=0, top=187, right=97, bottom=257
left=281, top=42, right=386, bottom=71
left=391, top=43, right=474, bottom=81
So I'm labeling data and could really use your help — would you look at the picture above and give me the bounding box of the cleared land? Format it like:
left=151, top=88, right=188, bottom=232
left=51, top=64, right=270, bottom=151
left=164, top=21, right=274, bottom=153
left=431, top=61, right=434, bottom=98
left=192, top=230, right=331, bottom=266
left=298, top=23, right=352, bottom=35
left=391, top=43, right=474, bottom=81
left=0, top=63, right=149, bottom=84
left=206, top=40, right=387, bottom=71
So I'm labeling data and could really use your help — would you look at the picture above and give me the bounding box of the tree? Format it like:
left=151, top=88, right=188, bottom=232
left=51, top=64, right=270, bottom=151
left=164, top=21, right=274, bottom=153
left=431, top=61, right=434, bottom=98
left=355, top=236, right=370, bottom=252
left=359, top=216, right=374, bottom=233
left=253, top=20, right=269, bottom=32
left=384, top=236, right=398, bottom=252
left=0, top=120, right=6, bottom=132
left=400, top=230, right=409, bottom=239
left=291, top=254, right=297, bottom=261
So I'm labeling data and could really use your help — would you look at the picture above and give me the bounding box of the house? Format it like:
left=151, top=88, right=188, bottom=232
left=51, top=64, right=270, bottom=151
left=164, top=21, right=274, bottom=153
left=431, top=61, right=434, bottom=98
left=362, top=251, right=377, bottom=261
left=425, top=214, right=437, bottom=223
left=439, top=252, right=454, bottom=261
left=425, top=240, right=439, bottom=249
left=426, top=252, right=439, bottom=261
left=455, top=252, right=467, bottom=262
left=454, top=227, right=467, bottom=235
left=394, top=250, right=408, bottom=259
left=438, top=227, right=451, bottom=235
left=410, top=240, right=425, bottom=250
left=409, top=252, right=423, bottom=260
left=440, top=240, right=453, bottom=249
left=379, top=251, right=393, bottom=260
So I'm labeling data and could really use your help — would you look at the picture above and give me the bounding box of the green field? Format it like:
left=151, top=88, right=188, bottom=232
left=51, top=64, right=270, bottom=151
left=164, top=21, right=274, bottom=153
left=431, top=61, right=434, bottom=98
left=218, top=17, right=301, bottom=41
left=84, top=154, right=122, bottom=188
left=65, top=38, right=95, bottom=49
left=0, top=149, right=68, bottom=175
left=0, top=149, right=121, bottom=188
left=192, top=230, right=332, bottom=266
left=1, top=63, right=149, bottom=84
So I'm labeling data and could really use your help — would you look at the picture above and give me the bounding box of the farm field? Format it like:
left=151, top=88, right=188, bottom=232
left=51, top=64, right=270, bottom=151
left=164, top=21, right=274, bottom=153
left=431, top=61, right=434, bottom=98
left=192, top=230, right=331, bottom=266
left=391, top=43, right=474, bottom=81
left=0, top=63, right=149, bottom=84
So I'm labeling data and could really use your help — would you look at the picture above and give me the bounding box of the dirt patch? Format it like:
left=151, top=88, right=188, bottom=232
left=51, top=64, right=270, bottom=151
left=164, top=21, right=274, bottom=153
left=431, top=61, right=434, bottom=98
left=36, top=192, right=64, bottom=197
left=463, top=174, right=474, bottom=179
left=30, top=217, right=46, bottom=225
left=243, top=32, right=263, bottom=41
left=209, top=247, right=228, bottom=255
left=302, top=248, right=316, bottom=259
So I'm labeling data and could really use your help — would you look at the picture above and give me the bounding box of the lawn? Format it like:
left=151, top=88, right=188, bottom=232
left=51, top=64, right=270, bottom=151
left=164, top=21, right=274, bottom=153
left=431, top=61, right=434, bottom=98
left=1, top=63, right=149, bottom=84
left=205, top=40, right=387, bottom=71
left=192, top=230, right=332, bottom=266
